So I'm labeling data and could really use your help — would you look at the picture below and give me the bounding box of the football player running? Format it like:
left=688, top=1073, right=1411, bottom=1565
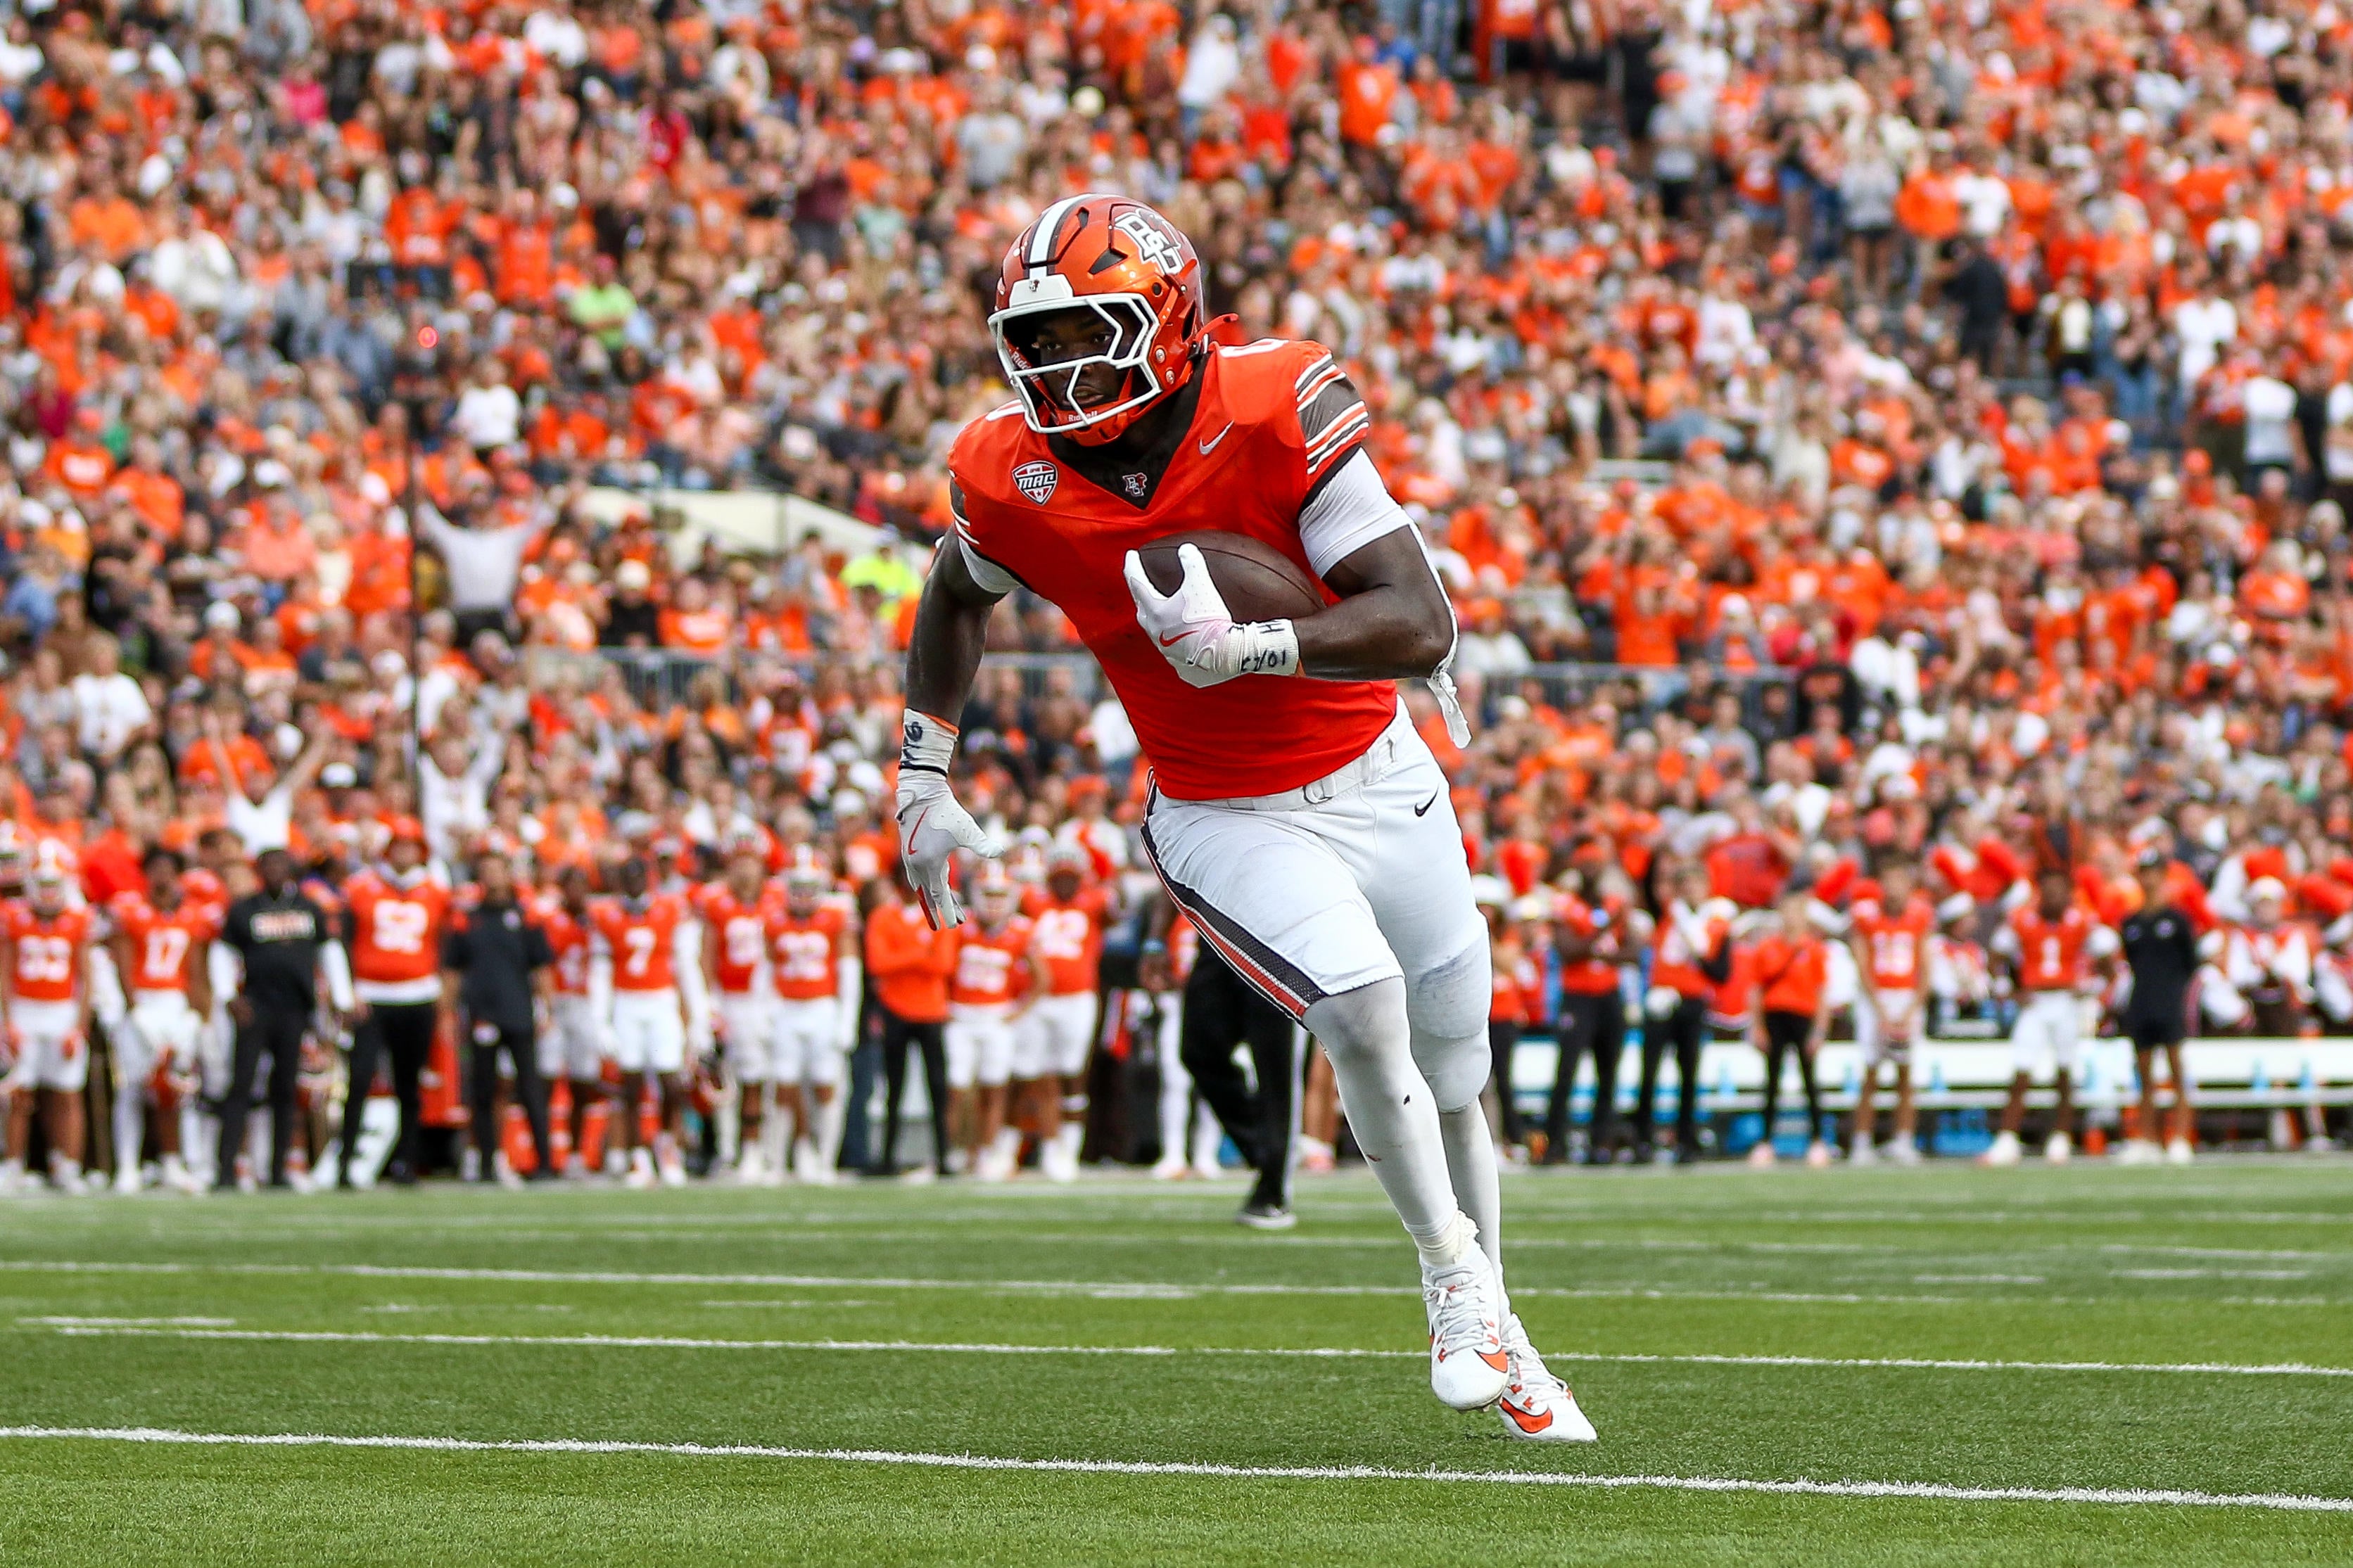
left=896, top=194, right=1592, bottom=1440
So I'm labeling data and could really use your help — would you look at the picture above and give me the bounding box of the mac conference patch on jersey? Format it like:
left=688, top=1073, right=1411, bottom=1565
left=1014, top=461, right=1059, bottom=504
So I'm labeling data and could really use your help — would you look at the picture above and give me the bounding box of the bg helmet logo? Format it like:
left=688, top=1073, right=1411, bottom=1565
left=1114, top=210, right=1184, bottom=276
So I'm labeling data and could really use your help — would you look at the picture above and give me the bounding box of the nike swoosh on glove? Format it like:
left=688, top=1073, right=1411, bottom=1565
left=895, top=710, right=1003, bottom=929
left=1123, top=543, right=1299, bottom=687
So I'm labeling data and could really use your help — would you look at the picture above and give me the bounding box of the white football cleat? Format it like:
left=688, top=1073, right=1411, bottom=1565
left=654, top=1137, right=687, bottom=1188
left=625, top=1148, right=658, bottom=1190
left=736, top=1145, right=768, bottom=1186
left=2115, top=1138, right=2161, bottom=1165
left=2044, top=1130, right=2072, bottom=1165
left=1979, top=1130, right=2022, bottom=1167
left=1848, top=1140, right=1877, bottom=1166
left=1745, top=1142, right=1775, bottom=1168
left=161, top=1154, right=203, bottom=1194
left=1496, top=1315, right=1598, bottom=1442
left=1884, top=1137, right=1921, bottom=1166
left=113, top=1166, right=144, bottom=1196
left=1804, top=1140, right=1832, bottom=1168
left=1151, top=1155, right=1189, bottom=1180
left=1040, top=1134, right=1079, bottom=1184
left=2165, top=1137, right=2195, bottom=1166
left=1421, top=1218, right=1509, bottom=1412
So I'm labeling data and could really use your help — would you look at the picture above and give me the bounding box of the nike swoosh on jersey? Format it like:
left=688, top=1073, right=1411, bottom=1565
left=1197, top=423, right=1234, bottom=456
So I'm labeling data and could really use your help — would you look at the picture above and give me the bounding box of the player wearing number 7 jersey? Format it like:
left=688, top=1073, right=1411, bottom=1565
left=589, top=858, right=708, bottom=1188
left=898, top=193, right=1590, bottom=1438
left=338, top=818, right=452, bottom=1189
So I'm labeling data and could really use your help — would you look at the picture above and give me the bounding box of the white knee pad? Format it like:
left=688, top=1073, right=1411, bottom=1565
left=1404, top=938, right=1492, bottom=1111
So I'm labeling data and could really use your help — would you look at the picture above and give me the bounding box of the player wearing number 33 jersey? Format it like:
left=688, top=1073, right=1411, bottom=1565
left=900, top=193, right=1592, bottom=1440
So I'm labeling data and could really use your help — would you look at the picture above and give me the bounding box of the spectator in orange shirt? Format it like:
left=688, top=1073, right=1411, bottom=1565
left=863, top=877, right=957, bottom=1177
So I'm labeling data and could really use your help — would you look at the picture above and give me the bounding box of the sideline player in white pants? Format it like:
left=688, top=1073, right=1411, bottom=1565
left=589, top=859, right=706, bottom=1188
left=106, top=847, right=215, bottom=1194
left=949, top=867, right=1039, bottom=1180
left=764, top=855, right=860, bottom=1183
left=1986, top=867, right=2115, bottom=1166
left=1014, top=846, right=1108, bottom=1182
left=896, top=191, right=1592, bottom=1441
left=0, top=865, right=96, bottom=1192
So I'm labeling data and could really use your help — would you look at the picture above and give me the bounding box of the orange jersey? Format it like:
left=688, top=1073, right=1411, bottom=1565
left=2010, top=905, right=2095, bottom=990
left=535, top=896, right=592, bottom=995
left=4, top=903, right=89, bottom=1003
left=696, top=884, right=774, bottom=995
left=1750, top=932, right=1827, bottom=1016
left=951, top=915, right=1035, bottom=1007
left=343, top=871, right=452, bottom=987
left=1027, top=891, right=1105, bottom=996
left=1853, top=896, right=1936, bottom=990
left=111, top=895, right=215, bottom=993
left=765, top=905, right=849, bottom=1001
left=949, top=338, right=1395, bottom=801
left=591, top=894, right=688, bottom=993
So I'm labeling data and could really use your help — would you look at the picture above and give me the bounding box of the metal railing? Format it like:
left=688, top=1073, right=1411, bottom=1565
left=520, top=646, right=1793, bottom=718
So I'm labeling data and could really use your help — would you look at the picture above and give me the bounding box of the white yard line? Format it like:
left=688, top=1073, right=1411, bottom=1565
left=32, top=1322, right=2353, bottom=1379
left=0, top=1424, right=2342, bottom=1514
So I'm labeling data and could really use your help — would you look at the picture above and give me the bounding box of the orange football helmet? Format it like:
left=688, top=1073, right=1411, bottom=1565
left=990, top=193, right=1207, bottom=446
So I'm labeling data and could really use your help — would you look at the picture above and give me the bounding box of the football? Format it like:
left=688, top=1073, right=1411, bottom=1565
left=1136, top=530, right=1327, bottom=623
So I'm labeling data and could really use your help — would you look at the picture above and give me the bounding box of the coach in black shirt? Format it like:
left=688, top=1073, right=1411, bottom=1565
left=2117, top=848, right=2201, bottom=1163
left=440, top=849, right=555, bottom=1182
left=217, top=848, right=351, bottom=1190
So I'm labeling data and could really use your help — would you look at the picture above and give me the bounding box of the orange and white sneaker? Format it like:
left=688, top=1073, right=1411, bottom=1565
left=1496, top=1314, right=1598, bottom=1442
left=1421, top=1218, right=1509, bottom=1411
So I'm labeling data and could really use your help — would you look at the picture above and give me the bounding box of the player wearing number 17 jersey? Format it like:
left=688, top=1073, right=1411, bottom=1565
left=897, top=193, right=1590, bottom=1438
left=0, top=865, right=94, bottom=1192
left=106, top=846, right=216, bottom=1194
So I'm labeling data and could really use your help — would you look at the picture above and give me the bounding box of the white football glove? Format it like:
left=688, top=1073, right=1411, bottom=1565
left=1122, top=544, right=1299, bottom=687
left=894, top=710, right=1003, bottom=929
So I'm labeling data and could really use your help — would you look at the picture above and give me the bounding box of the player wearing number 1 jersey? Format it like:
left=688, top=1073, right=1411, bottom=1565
left=763, top=853, right=859, bottom=1183
left=106, top=847, right=216, bottom=1194
left=1845, top=858, right=1934, bottom=1166
left=1986, top=866, right=2116, bottom=1166
left=699, top=843, right=782, bottom=1184
left=338, top=819, right=452, bottom=1188
left=0, top=865, right=94, bottom=1192
left=590, top=858, right=706, bottom=1188
left=897, top=193, right=1590, bottom=1438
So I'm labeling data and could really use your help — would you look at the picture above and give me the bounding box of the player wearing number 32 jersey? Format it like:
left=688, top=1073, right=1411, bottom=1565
left=897, top=193, right=1591, bottom=1440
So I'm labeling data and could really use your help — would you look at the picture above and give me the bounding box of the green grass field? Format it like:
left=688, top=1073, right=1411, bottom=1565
left=3, top=1159, right=2351, bottom=1565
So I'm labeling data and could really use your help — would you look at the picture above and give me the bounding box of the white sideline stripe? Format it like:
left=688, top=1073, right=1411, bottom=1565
left=37, top=1324, right=2353, bottom=1379
left=0, top=1260, right=1917, bottom=1302
left=1, top=1426, right=2345, bottom=1513
left=16, top=1258, right=2353, bottom=1309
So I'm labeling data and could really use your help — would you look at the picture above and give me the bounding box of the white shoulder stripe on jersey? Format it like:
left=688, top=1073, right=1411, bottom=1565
left=1304, top=409, right=1370, bottom=474
left=1294, top=353, right=1336, bottom=392
left=1296, top=362, right=1347, bottom=412
left=1218, top=338, right=1293, bottom=358
left=985, top=402, right=1026, bottom=421
left=1027, top=195, right=1091, bottom=269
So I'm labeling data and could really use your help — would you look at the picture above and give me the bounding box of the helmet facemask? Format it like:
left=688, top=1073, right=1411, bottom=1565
left=991, top=287, right=1165, bottom=443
